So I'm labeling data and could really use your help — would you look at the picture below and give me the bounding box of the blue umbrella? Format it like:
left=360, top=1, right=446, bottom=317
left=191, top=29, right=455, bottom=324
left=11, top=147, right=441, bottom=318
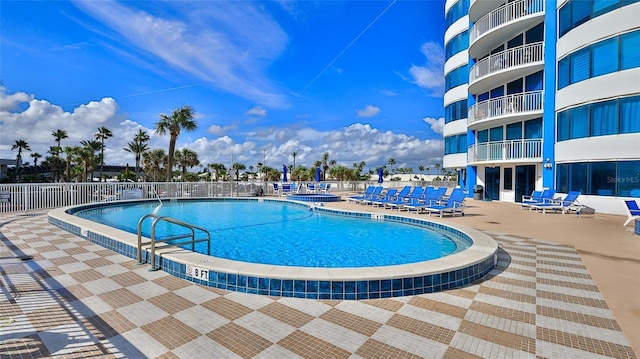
left=315, top=167, right=321, bottom=182
left=378, top=167, right=384, bottom=183
left=282, top=165, right=288, bottom=183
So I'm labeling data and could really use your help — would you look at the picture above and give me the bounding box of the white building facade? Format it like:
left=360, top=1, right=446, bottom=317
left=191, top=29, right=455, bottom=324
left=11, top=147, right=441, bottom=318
left=443, top=0, right=640, bottom=215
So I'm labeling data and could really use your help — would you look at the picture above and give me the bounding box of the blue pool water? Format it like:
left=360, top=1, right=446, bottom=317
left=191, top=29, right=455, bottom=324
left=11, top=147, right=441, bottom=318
left=74, top=200, right=470, bottom=268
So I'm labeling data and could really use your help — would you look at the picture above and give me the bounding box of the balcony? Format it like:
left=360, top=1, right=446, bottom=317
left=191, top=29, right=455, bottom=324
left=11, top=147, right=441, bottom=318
left=468, top=90, right=543, bottom=128
left=468, top=139, right=542, bottom=164
left=468, top=42, right=543, bottom=94
left=469, top=0, right=544, bottom=59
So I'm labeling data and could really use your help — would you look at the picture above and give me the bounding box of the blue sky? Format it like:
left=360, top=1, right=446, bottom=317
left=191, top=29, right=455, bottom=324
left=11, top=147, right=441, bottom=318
left=1, top=0, right=446, bottom=173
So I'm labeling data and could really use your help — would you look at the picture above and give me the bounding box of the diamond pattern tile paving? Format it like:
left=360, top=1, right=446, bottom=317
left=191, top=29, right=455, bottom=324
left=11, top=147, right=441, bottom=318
left=0, top=211, right=637, bottom=358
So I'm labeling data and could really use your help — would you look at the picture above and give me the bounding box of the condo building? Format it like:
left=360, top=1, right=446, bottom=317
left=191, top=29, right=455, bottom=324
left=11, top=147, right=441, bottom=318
left=443, top=0, right=640, bottom=215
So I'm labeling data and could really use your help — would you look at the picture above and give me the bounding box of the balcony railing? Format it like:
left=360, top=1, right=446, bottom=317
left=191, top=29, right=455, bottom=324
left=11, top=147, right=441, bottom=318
left=468, top=90, right=543, bottom=125
left=468, top=139, right=542, bottom=163
left=469, top=42, right=543, bottom=84
left=470, top=0, right=544, bottom=44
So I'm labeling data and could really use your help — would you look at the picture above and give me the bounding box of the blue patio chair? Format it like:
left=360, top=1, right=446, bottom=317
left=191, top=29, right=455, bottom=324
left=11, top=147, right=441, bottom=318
left=352, top=186, right=383, bottom=205
left=281, top=183, right=292, bottom=197
left=371, top=186, right=410, bottom=207
left=419, top=188, right=467, bottom=217
left=623, top=199, right=640, bottom=226
left=385, top=187, right=424, bottom=210
left=531, top=191, right=582, bottom=214
left=347, top=185, right=375, bottom=203
left=520, top=190, right=542, bottom=209
left=404, top=187, right=447, bottom=212
left=369, top=188, right=399, bottom=207
left=521, top=189, right=556, bottom=210
left=272, top=183, right=280, bottom=196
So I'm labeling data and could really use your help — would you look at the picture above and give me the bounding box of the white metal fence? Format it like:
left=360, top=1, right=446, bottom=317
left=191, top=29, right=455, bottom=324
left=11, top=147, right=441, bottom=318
left=0, top=180, right=458, bottom=213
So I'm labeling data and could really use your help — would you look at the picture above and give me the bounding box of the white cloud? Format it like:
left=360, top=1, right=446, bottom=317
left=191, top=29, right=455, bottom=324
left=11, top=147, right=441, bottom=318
left=0, top=88, right=34, bottom=111
left=422, top=117, right=445, bottom=135
left=409, top=41, right=445, bottom=96
left=72, top=0, right=290, bottom=108
left=207, top=124, right=238, bottom=136
left=356, top=105, right=380, bottom=118
left=245, top=106, right=267, bottom=117
left=1, top=89, right=444, bottom=173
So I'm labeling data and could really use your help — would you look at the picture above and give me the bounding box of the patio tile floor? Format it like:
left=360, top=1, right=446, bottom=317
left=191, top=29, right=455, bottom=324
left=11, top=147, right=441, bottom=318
left=0, top=210, right=637, bottom=358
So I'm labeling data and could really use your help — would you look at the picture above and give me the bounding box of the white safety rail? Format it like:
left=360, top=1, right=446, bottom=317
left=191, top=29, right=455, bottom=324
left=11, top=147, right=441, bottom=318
left=468, top=90, right=544, bottom=125
left=470, top=0, right=545, bottom=44
left=469, top=42, right=544, bottom=84
left=468, top=139, right=543, bottom=163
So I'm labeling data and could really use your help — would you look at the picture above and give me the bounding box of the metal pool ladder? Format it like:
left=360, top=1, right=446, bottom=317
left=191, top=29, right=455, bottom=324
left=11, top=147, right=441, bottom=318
left=136, top=213, right=211, bottom=271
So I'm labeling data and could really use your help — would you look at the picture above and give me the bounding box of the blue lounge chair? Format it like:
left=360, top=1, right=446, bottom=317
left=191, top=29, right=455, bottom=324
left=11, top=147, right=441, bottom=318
left=347, top=186, right=376, bottom=203
left=272, top=183, right=280, bottom=196
left=320, top=183, right=331, bottom=193
left=385, top=187, right=424, bottom=210
left=403, top=187, right=447, bottom=212
left=420, top=188, right=466, bottom=217
left=353, top=186, right=383, bottom=205
left=307, top=183, right=317, bottom=193
left=281, top=183, right=292, bottom=196
left=371, top=186, right=410, bottom=207
left=521, top=189, right=556, bottom=210
left=519, top=190, right=542, bottom=209
left=623, top=200, right=640, bottom=226
left=369, top=188, right=399, bottom=207
left=531, top=191, right=582, bottom=214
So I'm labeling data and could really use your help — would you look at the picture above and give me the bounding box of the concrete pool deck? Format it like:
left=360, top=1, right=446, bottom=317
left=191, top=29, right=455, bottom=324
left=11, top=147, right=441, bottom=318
left=0, top=198, right=638, bottom=358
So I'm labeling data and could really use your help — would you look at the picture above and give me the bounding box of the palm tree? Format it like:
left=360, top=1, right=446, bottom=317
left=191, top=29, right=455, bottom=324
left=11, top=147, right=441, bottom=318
left=388, top=158, right=396, bottom=174
left=291, top=151, right=298, bottom=170
left=124, top=129, right=150, bottom=181
left=95, top=126, right=113, bottom=182
left=154, top=105, right=198, bottom=182
left=174, top=148, right=200, bottom=181
left=80, top=140, right=102, bottom=181
left=208, top=163, right=226, bottom=181
left=142, top=149, right=167, bottom=182
left=321, top=152, right=335, bottom=181
left=232, top=163, right=246, bottom=181
left=62, top=146, right=80, bottom=182
left=11, top=139, right=31, bottom=182
left=31, top=152, right=42, bottom=168
left=52, top=129, right=68, bottom=151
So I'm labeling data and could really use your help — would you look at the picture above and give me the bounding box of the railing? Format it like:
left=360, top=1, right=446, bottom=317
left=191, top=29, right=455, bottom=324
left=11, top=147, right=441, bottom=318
left=468, top=90, right=543, bottom=125
left=470, top=0, right=544, bottom=44
left=468, top=139, right=542, bottom=163
left=0, top=181, right=264, bottom=213
left=136, top=214, right=211, bottom=271
left=469, top=42, right=543, bottom=84
left=0, top=180, right=460, bottom=214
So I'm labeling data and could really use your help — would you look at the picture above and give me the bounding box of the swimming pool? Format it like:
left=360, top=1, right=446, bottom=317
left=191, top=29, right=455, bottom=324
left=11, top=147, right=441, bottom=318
left=49, top=198, right=498, bottom=299
left=72, top=200, right=469, bottom=268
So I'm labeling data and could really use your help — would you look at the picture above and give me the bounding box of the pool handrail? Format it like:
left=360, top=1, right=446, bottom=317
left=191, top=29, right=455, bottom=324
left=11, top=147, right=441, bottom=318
left=137, top=213, right=211, bottom=271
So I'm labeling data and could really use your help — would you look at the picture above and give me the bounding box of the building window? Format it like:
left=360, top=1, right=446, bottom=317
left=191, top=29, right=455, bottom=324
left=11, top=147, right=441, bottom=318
left=621, top=30, right=640, bottom=70
left=504, top=168, right=513, bottom=190
left=444, top=134, right=467, bottom=155
left=445, top=30, right=469, bottom=61
left=557, top=30, right=640, bottom=90
left=557, top=95, right=640, bottom=141
left=445, top=99, right=468, bottom=124
left=445, top=0, right=470, bottom=27
left=559, top=0, right=638, bottom=38
left=557, top=161, right=640, bottom=197
left=445, top=65, right=468, bottom=92
left=620, top=95, right=640, bottom=133
left=590, top=100, right=618, bottom=136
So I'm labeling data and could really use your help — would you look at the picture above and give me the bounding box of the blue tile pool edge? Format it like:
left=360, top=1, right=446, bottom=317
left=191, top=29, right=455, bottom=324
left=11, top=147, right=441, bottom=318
left=48, top=198, right=498, bottom=300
